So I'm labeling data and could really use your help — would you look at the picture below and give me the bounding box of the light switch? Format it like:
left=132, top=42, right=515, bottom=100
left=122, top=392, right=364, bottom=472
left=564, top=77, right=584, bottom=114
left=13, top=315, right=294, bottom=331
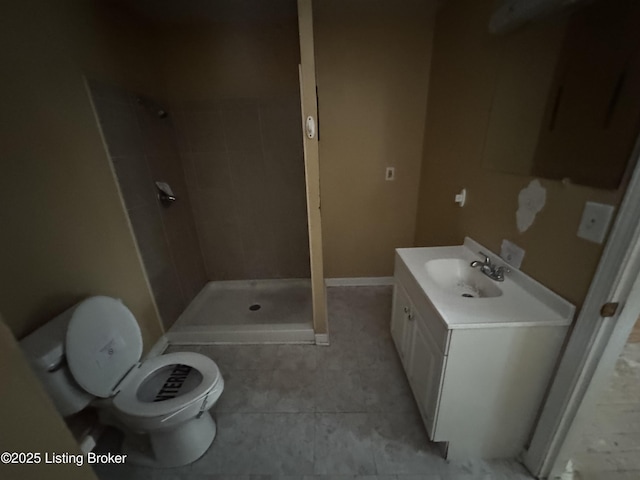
left=577, top=202, right=616, bottom=244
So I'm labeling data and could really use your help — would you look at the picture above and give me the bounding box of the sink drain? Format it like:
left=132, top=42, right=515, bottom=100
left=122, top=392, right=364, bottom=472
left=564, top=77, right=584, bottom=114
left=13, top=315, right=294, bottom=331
left=461, top=293, right=475, bottom=298
left=249, top=304, right=261, bottom=311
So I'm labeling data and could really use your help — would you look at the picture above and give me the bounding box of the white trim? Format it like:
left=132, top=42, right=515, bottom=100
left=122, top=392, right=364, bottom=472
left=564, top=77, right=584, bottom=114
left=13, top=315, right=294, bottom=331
left=524, top=136, right=640, bottom=477
left=315, top=333, right=330, bottom=345
left=144, top=334, right=169, bottom=359
left=550, top=271, right=640, bottom=478
left=166, top=323, right=315, bottom=345
left=325, top=276, right=395, bottom=287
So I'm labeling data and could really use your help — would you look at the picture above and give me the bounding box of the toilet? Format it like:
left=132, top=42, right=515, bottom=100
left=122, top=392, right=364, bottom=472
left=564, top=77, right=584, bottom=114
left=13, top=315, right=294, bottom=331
left=20, top=296, right=224, bottom=468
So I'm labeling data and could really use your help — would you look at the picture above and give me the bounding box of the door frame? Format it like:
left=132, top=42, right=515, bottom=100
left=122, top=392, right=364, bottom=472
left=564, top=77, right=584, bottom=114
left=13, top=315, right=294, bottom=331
left=523, top=137, right=640, bottom=478
left=547, top=270, right=640, bottom=478
left=297, top=0, right=329, bottom=343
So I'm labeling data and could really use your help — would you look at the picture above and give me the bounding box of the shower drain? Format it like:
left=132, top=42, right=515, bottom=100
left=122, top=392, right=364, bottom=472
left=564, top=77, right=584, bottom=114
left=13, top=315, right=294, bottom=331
left=249, top=304, right=261, bottom=311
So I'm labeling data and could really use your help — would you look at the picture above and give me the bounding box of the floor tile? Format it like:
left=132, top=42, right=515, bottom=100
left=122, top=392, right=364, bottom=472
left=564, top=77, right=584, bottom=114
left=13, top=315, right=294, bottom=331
left=355, top=337, right=400, bottom=371
left=214, top=370, right=274, bottom=413
left=92, top=464, right=155, bottom=480
left=314, top=369, right=367, bottom=413
left=369, top=413, right=450, bottom=475
left=199, top=345, right=239, bottom=372
left=150, top=469, right=212, bottom=479
left=253, top=476, right=304, bottom=480
left=577, top=472, right=640, bottom=480
left=304, top=476, right=399, bottom=480
left=251, top=414, right=315, bottom=474
left=164, top=344, right=201, bottom=355
left=191, top=414, right=264, bottom=474
left=317, top=335, right=361, bottom=372
left=480, top=459, right=535, bottom=478
left=232, top=345, right=280, bottom=370
left=359, top=367, right=417, bottom=414
left=269, top=368, right=317, bottom=413
left=395, top=475, right=442, bottom=480
left=314, top=413, right=377, bottom=475
left=274, top=344, right=319, bottom=370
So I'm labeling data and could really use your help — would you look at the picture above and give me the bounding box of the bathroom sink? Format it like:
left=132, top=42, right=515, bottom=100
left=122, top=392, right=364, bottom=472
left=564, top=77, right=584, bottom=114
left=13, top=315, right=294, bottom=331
left=424, top=258, right=503, bottom=298
left=395, top=238, right=576, bottom=329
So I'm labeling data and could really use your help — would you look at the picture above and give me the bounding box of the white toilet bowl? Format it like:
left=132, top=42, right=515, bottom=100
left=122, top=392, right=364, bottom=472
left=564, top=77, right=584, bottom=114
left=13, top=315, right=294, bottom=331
left=107, top=351, right=224, bottom=467
left=113, top=352, right=223, bottom=428
left=20, top=296, right=225, bottom=468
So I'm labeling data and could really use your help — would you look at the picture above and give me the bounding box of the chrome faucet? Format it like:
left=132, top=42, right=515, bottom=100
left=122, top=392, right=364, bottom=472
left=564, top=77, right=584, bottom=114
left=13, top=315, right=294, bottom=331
left=470, top=251, right=508, bottom=282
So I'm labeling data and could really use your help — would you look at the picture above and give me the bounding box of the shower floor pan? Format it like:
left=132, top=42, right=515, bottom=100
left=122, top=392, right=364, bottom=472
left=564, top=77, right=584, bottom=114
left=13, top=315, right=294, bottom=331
left=167, top=279, right=315, bottom=344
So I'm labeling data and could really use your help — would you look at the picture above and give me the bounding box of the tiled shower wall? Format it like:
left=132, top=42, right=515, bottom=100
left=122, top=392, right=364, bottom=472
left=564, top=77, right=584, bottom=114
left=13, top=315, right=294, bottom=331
left=173, top=96, right=310, bottom=280
left=88, top=79, right=207, bottom=329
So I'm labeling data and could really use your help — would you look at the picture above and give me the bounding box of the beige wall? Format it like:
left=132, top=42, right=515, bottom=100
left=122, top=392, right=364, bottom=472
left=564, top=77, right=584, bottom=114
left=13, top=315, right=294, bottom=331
left=414, top=0, right=623, bottom=307
left=75, top=1, right=166, bottom=99
left=314, top=0, right=436, bottom=278
left=0, top=0, right=163, bottom=346
left=0, top=1, right=164, bottom=473
left=160, top=21, right=300, bottom=102
left=0, top=320, right=98, bottom=480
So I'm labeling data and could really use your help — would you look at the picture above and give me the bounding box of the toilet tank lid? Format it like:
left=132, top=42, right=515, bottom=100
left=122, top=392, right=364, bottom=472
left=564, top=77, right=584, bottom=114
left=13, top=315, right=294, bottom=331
left=65, top=296, right=143, bottom=398
left=20, top=312, right=71, bottom=370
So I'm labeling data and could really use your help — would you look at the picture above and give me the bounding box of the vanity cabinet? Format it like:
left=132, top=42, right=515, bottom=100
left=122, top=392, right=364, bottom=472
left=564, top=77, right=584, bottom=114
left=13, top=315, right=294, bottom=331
left=391, top=282, right=445, bottom=435
left=391, top=251, right=570, bottom=460
left=390, top=283, right=414, bottom=367
left=407, top=308, right=446, bottom=435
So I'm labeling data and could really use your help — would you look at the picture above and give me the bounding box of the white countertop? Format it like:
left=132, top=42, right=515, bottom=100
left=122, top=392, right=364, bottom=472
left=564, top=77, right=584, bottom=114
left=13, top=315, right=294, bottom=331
left=396, top=238, right=575, bottom=329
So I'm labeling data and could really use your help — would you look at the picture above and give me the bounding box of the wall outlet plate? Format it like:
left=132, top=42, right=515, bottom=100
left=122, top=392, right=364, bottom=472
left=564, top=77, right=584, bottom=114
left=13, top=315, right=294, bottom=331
left=577, top=202, right=616, bottom=244
left=500, top=239, right=525, bottom=269
left=385, top=167, right=395, bottom=181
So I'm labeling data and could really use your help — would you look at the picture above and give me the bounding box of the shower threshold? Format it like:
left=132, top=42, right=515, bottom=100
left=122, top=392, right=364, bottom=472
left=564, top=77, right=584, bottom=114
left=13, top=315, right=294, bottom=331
left=167, top=278, right=315, bottom=344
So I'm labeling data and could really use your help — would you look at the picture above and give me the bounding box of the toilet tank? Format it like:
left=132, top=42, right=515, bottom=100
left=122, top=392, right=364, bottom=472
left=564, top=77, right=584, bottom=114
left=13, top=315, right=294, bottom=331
left=20, top=306, right=94, bottom=417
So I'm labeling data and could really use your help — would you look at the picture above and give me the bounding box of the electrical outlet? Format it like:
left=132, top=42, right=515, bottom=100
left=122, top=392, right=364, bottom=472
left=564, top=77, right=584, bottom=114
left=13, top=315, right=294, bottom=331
left=500, top=239, right=525, bottom=269
left=385, top=167, right=395, bottom=181
left=577, top=202, right=615, bottom=244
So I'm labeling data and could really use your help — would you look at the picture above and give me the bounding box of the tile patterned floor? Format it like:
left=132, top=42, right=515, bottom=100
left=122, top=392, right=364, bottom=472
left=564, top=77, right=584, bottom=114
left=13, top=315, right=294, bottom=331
left=93, top=286, right=533, bottom=480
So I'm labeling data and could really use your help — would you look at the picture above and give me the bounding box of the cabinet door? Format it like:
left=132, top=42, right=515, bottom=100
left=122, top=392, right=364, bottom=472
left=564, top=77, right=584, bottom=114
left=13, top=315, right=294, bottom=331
left=390, top=283, right=414, bottom=367
left=408, top=310, right=446, bottom=438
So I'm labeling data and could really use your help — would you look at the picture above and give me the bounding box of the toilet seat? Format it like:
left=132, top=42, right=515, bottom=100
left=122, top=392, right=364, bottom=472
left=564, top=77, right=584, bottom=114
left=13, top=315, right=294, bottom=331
left=63, top=296, right=223, bottom=420
left=113, top=351, right=222, bottom=418
left=65, top=296, right=144, bottom=399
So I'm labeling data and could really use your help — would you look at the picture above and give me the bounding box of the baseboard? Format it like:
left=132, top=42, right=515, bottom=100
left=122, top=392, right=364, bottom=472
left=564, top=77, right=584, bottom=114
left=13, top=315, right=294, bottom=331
left=325, top=276, right=394, bottom=287
left=315, top=333, right=330, bottom=346
left=145, top=334, right=169, bottom=359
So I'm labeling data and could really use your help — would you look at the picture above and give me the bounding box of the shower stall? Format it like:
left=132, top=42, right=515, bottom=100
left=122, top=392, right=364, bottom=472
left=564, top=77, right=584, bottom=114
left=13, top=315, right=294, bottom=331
left=88, top=0, right=317, bottom=343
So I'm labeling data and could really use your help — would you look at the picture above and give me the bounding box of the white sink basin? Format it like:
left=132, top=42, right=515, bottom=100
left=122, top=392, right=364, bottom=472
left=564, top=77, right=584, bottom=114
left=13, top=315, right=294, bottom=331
left=395, top=238, right=576, bottom=328
left=424, top=258, right=503, bottom=298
